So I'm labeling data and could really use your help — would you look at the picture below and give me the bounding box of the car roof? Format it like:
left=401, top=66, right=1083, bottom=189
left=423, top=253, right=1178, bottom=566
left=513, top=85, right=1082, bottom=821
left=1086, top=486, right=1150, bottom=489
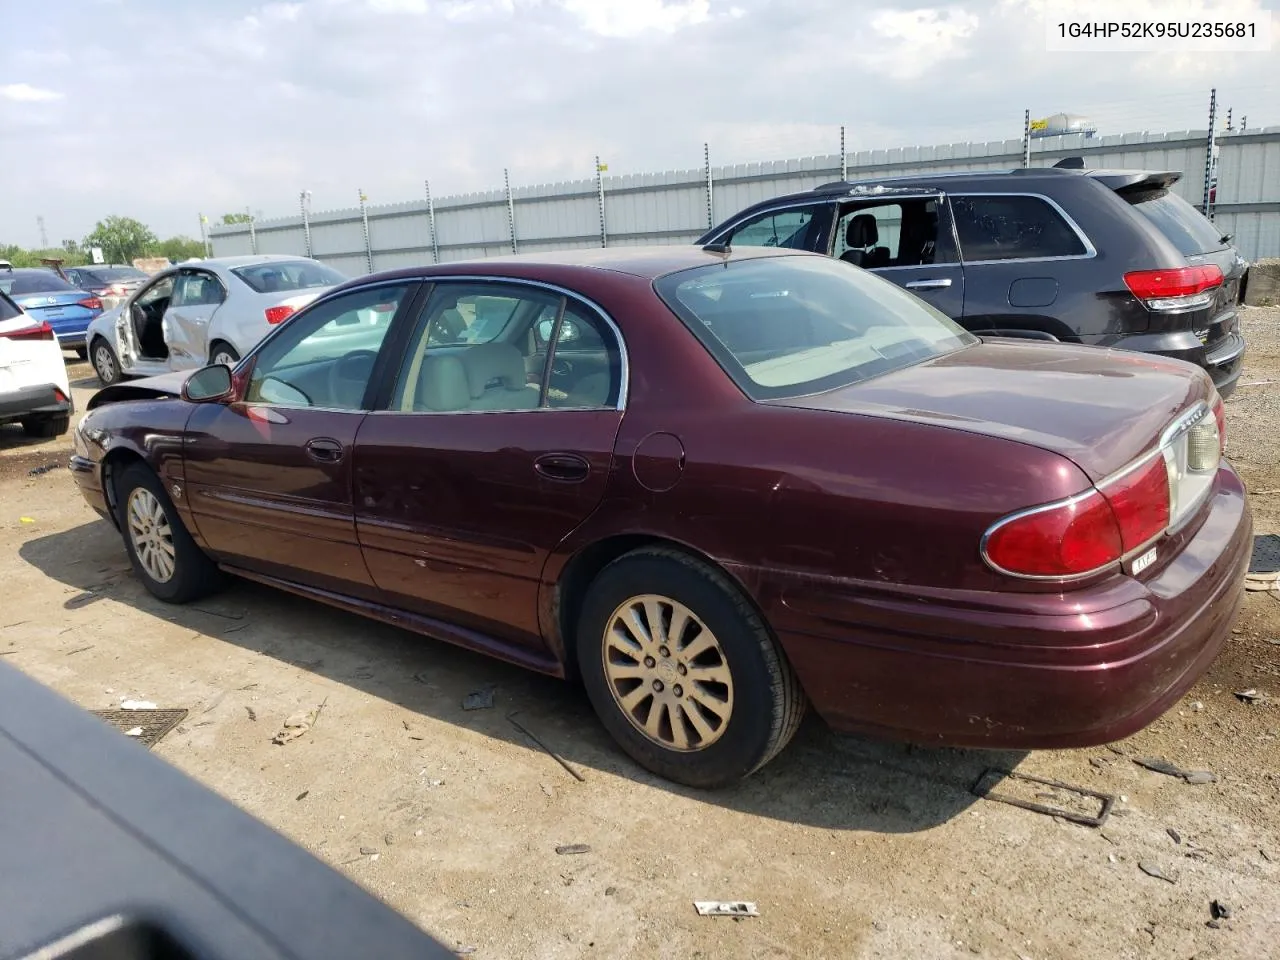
left=183, top=255, right=315, bottom=269
left=359, top=244, right=811, bottom=286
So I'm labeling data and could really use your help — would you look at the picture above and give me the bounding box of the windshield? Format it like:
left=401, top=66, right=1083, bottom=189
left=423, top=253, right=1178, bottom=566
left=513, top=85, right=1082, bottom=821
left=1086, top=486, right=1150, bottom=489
left=1127, top=189, right=1227, bottom=257
left=86, top=266, right=149, bottom=282
left=654, top=254, right=976, bottom=400
left=232, top=260, right=347, bottom=294
left=0, top=270, right=76, bottom=296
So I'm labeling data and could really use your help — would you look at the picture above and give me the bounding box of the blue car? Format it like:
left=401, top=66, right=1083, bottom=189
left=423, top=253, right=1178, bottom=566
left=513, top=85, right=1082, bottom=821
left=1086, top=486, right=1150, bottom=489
left=0, top=266, right=104, bottom=356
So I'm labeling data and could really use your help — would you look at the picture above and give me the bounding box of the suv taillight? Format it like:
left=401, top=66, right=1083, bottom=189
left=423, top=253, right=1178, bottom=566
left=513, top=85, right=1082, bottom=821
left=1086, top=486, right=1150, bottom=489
left=983, top=401, right=1222, bottom=580
left=1124, top=265, right=1223, bottom=312
left=265, top=305, right=297, bottom=325
left=6, top=320, right=55, bottom=342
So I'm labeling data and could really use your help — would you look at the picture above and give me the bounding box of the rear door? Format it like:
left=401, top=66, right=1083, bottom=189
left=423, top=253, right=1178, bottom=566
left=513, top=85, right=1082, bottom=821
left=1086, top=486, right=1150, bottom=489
left=164, top=268, right=226, bottom=369
left=353, top=280, right=625, bottom=653
left=827, top=193, right=964, bottom=317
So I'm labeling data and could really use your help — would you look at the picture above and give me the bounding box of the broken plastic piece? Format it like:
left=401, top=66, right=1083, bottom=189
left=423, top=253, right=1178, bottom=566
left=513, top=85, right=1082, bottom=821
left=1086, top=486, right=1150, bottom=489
left=694, top=901, right=759, bottom=917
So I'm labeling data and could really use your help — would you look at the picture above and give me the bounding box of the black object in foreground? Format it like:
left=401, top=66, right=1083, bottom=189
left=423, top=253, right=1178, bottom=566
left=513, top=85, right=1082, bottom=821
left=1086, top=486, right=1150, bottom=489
left=0, top=661, right=455, bottom=960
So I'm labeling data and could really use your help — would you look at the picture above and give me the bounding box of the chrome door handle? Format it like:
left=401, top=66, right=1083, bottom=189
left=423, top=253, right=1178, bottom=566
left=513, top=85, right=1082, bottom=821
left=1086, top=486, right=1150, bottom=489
left=904, top=278, right=953, bottom=290
left=305, top=438, right=345, bottom=463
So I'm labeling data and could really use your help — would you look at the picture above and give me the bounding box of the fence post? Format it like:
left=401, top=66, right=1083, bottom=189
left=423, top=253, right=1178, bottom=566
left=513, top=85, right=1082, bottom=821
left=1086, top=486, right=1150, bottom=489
left=504, top=168, right=517, bottom=254
left=247, top=206, right=257, bottom=255
left=300, top=191, right=313, bottom=258
left=840, top=126, right=847, bottom=181
left=425, top=180, right=439, bottom=264
left=1022, top=109, right=1031, bottom=168
left=1202, top=88, right=1217, bottom=219
left=359, top=188, right=373, bottom=272
left=704, top=143, right=714, bottom=229
left=596, top=156, right=608, bottom=247
left=198, top=214, right=210, bottom=257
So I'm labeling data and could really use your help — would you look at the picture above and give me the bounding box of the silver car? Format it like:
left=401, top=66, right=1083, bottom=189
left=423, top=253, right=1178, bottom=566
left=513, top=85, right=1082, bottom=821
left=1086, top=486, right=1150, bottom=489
left=85, top=255, right=347, bottom=384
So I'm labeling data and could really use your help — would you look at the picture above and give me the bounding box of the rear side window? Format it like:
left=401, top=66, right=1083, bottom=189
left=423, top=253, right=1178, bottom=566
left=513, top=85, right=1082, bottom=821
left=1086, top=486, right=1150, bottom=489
left=233, top=260, right=347, bottom=293
left=171, top=272, right=226, bottom=307
left=951, top=195, right=1088, bottom=261
left=1126, top=190, right=1226, bottom=257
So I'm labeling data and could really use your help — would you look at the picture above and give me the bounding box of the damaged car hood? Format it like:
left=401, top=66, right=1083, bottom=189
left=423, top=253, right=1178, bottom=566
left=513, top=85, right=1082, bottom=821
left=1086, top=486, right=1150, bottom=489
left=87, top=371, right=192, bottom=410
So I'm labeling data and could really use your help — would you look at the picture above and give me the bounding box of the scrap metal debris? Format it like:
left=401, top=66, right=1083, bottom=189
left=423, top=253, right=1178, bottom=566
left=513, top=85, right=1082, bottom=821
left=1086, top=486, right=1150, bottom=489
left=1139, top=860, right=1177, bottom=883
left=1235, top=688, right=1269, bottom=704
left=694, top=901, right=760, bottom=918
left=27, top=463, right=60, bottom=476
left=272, top=697, right=328, bottom=745
left=507, top=712, right=585, bottom=783
left=1211, top=900, right=1233, bottom=920
left=1133, top=757, right=1217, bottom=784
left=971, top=769, right=1114, bottom=827
left=555, top=844, right=591, bottom=856
left=1167, top=828, right=1183, bottom=845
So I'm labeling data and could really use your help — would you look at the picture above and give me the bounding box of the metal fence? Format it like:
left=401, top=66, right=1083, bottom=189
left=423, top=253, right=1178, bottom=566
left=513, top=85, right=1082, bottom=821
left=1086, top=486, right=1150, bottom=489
left=211, top=126, right=1280, bottom=269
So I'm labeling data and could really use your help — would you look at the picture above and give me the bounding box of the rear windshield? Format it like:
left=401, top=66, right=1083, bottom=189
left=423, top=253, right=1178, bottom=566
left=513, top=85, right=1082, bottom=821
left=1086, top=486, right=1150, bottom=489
left=1127, top=190, right=1227, bottom=257
left=0, top=270, right=76, bottom=295
left=232, top=260, right=347, bottom=293
left=84, top=266, right=149, bottom=282
left=654, top=254, right=976, bottom=401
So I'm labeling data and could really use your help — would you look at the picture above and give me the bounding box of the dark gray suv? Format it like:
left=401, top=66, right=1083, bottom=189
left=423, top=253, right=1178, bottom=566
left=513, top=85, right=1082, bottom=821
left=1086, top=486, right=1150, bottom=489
left=698, top=164, right=1248, bottom=397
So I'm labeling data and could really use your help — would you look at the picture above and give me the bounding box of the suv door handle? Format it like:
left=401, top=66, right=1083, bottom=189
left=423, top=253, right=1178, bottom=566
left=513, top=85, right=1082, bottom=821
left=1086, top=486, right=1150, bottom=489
left=305, top=438, right=345, bottom=463
left=534, top=453, right=590, bottom=483
left=904, top=278, right=953, bottom=290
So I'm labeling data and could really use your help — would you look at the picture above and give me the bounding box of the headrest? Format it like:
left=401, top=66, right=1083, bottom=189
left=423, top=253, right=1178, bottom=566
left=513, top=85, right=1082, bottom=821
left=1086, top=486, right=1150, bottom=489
left=846, top=214, right=879, bottom=248
left=461, top=343, right=527, bottom=399
left=417, top=354, right=470, bottom=411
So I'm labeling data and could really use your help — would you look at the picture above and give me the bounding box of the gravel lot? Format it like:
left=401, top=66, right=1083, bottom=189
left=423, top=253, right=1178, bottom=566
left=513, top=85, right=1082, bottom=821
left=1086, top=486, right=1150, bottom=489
left=3, top=315, right=1279, bottom=960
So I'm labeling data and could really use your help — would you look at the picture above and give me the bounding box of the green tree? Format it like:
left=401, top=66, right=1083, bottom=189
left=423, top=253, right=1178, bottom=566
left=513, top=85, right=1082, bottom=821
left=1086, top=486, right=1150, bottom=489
left=153, top=235, right=206, bottom=263
left=221, top=212, right=252, bottom=225
left=83, top=215, right=157, bottom=265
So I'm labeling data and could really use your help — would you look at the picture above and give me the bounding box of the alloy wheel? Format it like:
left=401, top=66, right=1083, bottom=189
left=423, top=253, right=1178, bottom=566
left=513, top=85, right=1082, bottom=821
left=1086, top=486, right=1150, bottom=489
left=94, top=344, right=116, bottom=382
left=126, top=487, right=176, bottom=583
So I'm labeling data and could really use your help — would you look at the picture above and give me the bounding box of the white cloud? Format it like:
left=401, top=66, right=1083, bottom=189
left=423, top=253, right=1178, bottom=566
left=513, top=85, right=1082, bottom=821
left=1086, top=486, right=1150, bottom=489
left=871, top=6, right=979, bottom=50
left=559, top=0, right=710, bottom=37
left=0, top=82, right=63, bottom=102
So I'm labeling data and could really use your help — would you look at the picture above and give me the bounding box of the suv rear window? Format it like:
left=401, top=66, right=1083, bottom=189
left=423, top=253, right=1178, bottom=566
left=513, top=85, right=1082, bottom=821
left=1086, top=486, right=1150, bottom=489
left=951, top=195, right=1088, bottom=261
left=232, top=260, right=346, bottom=293
left=1126, top=190, right=1227, bottom=257
left=655, top=254, right=976, bottom=401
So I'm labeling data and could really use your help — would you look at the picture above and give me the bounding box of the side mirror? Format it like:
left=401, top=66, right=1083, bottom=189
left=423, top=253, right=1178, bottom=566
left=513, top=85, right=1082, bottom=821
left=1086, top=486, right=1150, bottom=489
left=536, top=317, right=581, bottom=342
left=181, top=364, right=234, bottom=403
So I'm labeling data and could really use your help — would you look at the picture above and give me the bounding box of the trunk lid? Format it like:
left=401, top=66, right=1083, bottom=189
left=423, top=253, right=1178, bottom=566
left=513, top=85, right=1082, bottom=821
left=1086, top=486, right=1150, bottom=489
left=777, top=339, right=1213, bottom=482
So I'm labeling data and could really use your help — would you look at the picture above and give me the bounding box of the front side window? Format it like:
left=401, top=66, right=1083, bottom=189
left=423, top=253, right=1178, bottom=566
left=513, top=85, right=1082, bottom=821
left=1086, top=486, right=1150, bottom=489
left=951, top=194, right=1088, bottom=261
left=233, top=260, right=347, bottom=294
left=833, top=199, right=945, bottom=267
left=246, top=284, right=410, bottom=410
left=725, top=206, right=821, bottom=250
left=655, top=254, right=975, bottom=400
left=389, top=283, right=620, bottom=413
left=136, top=275, right=175, bottom=309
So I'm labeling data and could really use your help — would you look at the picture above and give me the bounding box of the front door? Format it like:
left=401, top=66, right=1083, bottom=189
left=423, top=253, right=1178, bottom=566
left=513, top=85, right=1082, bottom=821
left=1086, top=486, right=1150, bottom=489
left=182, top=282, right=416, bottom=596
left=117, top=272, right=176, bottom=372
left=354, top=280, right=625, bottom=652
left=164, top=268, right=226, bottom=370
left=828, top=194, right=966, bottom=318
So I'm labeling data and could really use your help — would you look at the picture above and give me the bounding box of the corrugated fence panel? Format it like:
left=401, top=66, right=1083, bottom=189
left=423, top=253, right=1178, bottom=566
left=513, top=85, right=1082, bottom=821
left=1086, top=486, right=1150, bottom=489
left=211, top=128, right=1280, bottom=267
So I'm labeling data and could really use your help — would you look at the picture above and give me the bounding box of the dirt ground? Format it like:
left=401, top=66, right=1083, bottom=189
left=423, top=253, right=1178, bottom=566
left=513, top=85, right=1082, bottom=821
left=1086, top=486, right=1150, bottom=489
left=3, top=317, right=1279, bottom=960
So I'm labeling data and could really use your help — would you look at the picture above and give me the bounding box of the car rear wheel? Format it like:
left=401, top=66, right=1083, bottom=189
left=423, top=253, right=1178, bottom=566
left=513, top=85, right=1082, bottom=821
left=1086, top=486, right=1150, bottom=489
left=20, top=416, right=69, bottom=439
left=91, top=338, right=122, bottom=386
left=576, top=547, right=806, bottom=788
left=209, top=342, right=240, bottom=368
left=115, top=462, right=223, bottom=604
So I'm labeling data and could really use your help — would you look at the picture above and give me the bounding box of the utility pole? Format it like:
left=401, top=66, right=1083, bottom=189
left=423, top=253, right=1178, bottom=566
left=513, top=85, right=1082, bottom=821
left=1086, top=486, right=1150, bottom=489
left=300, top=191, right=313, bottom=258
left=704, top=143, right=714, bottom=229
left=424, top=180, right=439, bottom=264
left=37, top=215, right=47, bottom=249
left=504, top=168, right=517, bottom=254
left=840, top=126, right=847, bottom=181
left=595, top=156, right=608, bottom=247
left=1202, top=88, right=1217, bottom=219
left=358, top=188, right=373, bottom=273
left=246, top=205, right=257, bottom=255
left=1022, top=109, right=1032, bottom=168
left=198, top=213, right=210, bottom=257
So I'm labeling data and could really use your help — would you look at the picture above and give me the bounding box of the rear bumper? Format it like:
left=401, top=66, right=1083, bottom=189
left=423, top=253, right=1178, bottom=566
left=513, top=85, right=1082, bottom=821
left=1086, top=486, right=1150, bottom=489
left=743, top=466, right=1251, bottom=748
left=55, top=331, right=88, bottom=349
left=0, top=383, right=72, bottom=422
left=1104, top=330, right=1245, bottom=399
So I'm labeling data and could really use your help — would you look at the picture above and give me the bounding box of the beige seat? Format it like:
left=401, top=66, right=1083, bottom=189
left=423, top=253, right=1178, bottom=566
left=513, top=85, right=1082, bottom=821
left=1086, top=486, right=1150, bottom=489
left=414, top=354, right=471, bottom=412
left=461, top=343, right=539, bottom=410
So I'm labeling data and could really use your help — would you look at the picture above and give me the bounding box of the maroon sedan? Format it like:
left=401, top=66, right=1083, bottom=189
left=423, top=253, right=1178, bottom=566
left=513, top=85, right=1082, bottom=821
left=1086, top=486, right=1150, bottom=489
left=69, top=246, right=1250, bottom=788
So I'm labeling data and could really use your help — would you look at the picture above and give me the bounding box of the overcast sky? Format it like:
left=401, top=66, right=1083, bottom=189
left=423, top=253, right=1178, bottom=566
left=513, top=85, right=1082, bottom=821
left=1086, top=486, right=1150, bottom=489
left=1, top=0, right=1275, bottom=245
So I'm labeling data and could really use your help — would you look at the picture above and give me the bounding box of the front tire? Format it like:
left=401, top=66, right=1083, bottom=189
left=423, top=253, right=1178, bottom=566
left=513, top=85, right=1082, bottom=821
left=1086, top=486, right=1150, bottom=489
left=576, top=548, right=805, bottom=788
left=209, top=342, right=240, bottom=367
left=91, top=338, right=122, bottom=386
left=115, top=462, right=223, bottom=603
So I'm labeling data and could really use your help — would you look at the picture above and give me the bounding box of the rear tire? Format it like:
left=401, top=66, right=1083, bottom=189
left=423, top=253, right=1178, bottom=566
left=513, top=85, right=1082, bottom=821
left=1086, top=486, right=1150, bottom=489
left=91, top=338, right=122, bottom=386
left=21, top=416, right=69, bottom=439
left=576, top=547, right=806, bottom=788
left=209, top=342, right=240, bottom=367
left=114, top=462, right=224, bottom=604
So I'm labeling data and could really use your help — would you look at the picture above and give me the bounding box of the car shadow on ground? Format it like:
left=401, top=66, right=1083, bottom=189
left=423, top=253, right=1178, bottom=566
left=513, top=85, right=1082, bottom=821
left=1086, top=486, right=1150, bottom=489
left=21, top=521, right=1029, bottom=834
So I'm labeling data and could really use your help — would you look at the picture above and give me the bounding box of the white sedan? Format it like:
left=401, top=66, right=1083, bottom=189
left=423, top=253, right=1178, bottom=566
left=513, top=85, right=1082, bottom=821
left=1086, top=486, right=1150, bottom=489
left=85, top=255, right=348, bottom=385
left=0, top=288, right=72, bottom=438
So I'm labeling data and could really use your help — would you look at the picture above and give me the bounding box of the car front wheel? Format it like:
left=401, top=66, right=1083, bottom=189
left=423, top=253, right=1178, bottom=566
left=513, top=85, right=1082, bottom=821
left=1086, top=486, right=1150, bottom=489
left=91, top=338, right=122, bottom=386
left=209, top=342, right=240, bottom=367
left=576, top=547, right=806, bottom=788
left=115, top=462, right=223, bottom=604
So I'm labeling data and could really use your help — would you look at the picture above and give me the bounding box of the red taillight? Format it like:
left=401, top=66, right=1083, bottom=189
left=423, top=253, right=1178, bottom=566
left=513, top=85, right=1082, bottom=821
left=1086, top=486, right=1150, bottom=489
left=78, top=296, right=103, bottom=311
left=1100, top=456, right=1170, bottom=553
left=983, top=491, right=1123, bottom=578
left=265, top=305, right=297, bottom=325
left=6, top=320, right=55, bottom=342
left=1124, top=265, right=1223, bottom=308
